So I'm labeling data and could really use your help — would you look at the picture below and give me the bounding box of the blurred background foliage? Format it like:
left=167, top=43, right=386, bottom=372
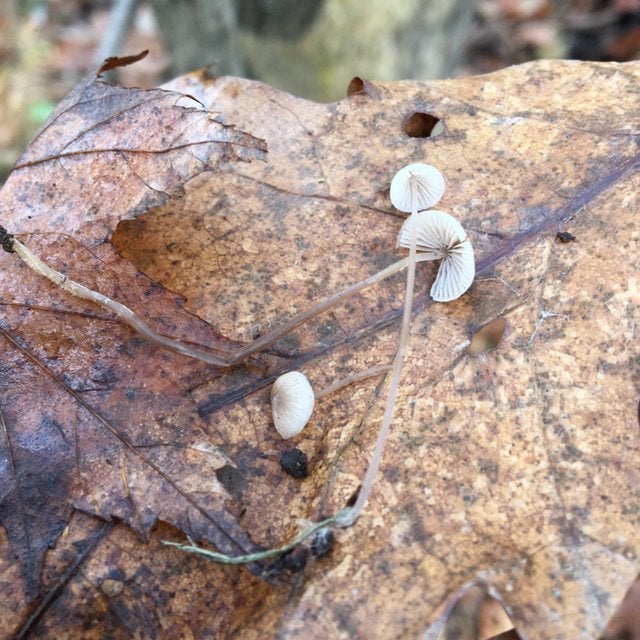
left=1, top=0, right=640, bottom=179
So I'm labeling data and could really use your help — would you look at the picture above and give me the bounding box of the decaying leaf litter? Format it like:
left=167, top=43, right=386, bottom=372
left=1, top=55, right=639, bottom=639
left=0, top=52, right=270, bottom=598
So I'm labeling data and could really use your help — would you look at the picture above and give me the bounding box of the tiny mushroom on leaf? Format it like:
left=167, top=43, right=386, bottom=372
left=389, top=163, right=445, bottom=213
left=271, top=371, right=315, bottom=439
left=397, top=210, right=475, bottom=302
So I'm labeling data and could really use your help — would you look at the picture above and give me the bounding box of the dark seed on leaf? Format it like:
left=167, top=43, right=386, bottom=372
left=280, top=447, right=309, bottom=478
left=0, top=225, right=14, bottom=253
left=556, top=231, right=576, bottom=243
left=311, top=528, right=334, bottom=559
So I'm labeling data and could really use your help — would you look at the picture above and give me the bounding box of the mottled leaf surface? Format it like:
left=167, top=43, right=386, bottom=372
left=1, top=60, right=639, bottom=639
left=0, top=57, right=266, bottom=604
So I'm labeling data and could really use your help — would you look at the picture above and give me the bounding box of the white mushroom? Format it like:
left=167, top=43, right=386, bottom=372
left=389, top=163, right=445, bottom=213
left=397, top=210, right=475, bottom=302
left=271, top=371, right=315, bottom=439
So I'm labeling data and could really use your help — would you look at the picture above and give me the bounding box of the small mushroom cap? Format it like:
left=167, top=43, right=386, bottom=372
left=271, top=371, right=315, bottom=439
left=397, top=210, right=475, bottom=302
left=429, top=238, right=474, bottom=302
left=397, top=209, right=467, bottom=257
left=390, top=163, right=445, bottom=213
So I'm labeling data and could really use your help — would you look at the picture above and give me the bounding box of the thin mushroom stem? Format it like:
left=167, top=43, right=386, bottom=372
left=161, top=508, right=350, bottom=565
left=224, top=255, right=424, bottom=365
left=335, top=181, right=420, bottom=528
left=7, top=232, right=431, bottom=368
left=314, top=364, right=392, bottom=400
left=10, top=237, right=229, bottom=367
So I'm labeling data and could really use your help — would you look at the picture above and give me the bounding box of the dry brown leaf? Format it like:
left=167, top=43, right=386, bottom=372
left=0, top=54, right=267, bottom=603
left=1, top=58, right=639, bottom=639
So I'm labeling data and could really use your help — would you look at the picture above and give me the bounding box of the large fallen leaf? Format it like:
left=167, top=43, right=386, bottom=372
left=0, top=54, right=267, bottom=601
left=1, top=58, right=639, bottom=638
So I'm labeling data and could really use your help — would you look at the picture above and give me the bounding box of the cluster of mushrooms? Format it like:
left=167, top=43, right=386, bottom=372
left=271, top=163, right=475, bottom=441
left=159, top=163, right=477, bottom=563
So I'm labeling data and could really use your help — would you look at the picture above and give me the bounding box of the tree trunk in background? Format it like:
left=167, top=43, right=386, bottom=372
left=151, top=0, right=473, bottom=101
left=150, top=0, right=245, bottom=78
left=241, top=0, right=474, bottom=101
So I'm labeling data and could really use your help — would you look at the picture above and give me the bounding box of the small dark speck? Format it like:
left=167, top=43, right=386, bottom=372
left=283, top=546, right=309, bottom=573
left=556, top=231, right=576, bottom=243
left=311, top=528, right=334, bottom=559
left=263, top=546, right=309, bottom=577
left=279, top=448, right=308, bottom=478
left=345, top=485, right=361, bottom=507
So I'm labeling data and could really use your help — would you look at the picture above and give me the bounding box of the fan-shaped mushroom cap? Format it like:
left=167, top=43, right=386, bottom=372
left=397, top=210, right=475, bottom=302
left=390, top=163, right=445, bottom=213
left=271, top=371, right=315, bottom=439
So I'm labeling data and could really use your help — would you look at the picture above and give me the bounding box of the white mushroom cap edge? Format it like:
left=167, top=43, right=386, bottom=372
left=270, top=371, right=315, bottom=439
left=397, top=210, right=475, bottom=302
left=389, top=163, right=446, bottom=213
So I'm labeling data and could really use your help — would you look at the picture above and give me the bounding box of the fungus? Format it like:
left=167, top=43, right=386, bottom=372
left=397, top=210, right=475, bottom=302
left=336, top=163, right=447, bottom=528
left=159, top=162, right=473, bottom=561
left=389, top=163, right=445, bottom=213
left=271, top=371, right=315, bottom=439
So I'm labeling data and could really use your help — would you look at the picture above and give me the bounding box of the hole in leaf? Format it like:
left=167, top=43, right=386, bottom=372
left=467, top=318, right=507, bottom=355
left=346, top=76, right=380, bottom=98
left=347, top=77, right=364, bottom=95
left=345, top=484, right=361, bottom=507
left=443, top=585, right=520, bottom=640
left=402, top=112, right=443, bottom=138
left=601, top=574, right=640, bottom=640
